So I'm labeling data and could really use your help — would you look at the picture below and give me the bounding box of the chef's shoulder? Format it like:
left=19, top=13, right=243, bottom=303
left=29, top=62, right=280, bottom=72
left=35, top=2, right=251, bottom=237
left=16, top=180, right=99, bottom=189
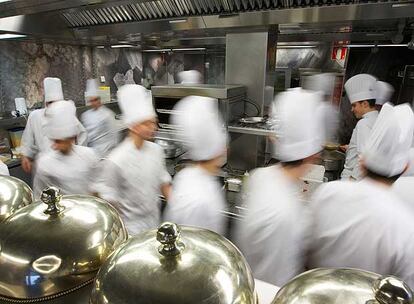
left=26, top=108, right=45, bottom=122
left=145, top=140, right=166, bottom=157
left=310, top=180, right=359, bottom=206
left=73, top=145, right=98, bottom=162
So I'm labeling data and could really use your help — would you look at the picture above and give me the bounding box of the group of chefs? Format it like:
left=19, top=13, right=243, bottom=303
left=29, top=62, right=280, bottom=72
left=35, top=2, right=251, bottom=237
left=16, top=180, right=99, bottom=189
left=17, top=70, right=414, bottom=289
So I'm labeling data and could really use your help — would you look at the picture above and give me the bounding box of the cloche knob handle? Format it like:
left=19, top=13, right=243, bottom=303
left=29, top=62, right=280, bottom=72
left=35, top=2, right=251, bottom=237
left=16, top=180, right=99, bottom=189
left=157, top=222, right=185, bottom=257
left=374, top=276, right=413, bottom=304
left=41, top=187, right=63, bottom=215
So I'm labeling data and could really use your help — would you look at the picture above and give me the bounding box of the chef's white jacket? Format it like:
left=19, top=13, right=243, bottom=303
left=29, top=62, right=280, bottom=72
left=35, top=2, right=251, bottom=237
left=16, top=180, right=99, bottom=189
left=402, top=148, right=414, bottom=177
left=81, top=106, right=119, bottom=157
left=393, top=176, right=414, bottom=212
left=21, top=107, right=88, bottom=160
left=164, top=165, right=226, bottom=235
left=33, top=145, right=99, bottom=198
left=93, top=138, right=171, bottom=236
left=0, top=161, right=9, bottom=176
left=234, top=165, right=312, bottom=286
left=309, top=178, right=414, bottom=289
left=341, top=111, right=378, bottom=180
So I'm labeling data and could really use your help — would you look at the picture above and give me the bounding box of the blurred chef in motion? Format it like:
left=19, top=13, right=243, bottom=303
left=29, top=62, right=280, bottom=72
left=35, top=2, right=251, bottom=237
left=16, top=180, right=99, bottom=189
left=309, top=103, right=414, bottom=288
left=235, top=88, right=324, bottom=286
left=306, top=73, right=339, bottom=144
left=0, top=161, right=9, bottom=176
left=341, top=74, right=378, bottom=180
left=177, top=70, right=203, bottom=84
left=93, top=84, right=171, bottom=235
left=33, top=100, right=99, bottom=198
left=21, top=77, right=87, bottom=174
left=163, top=96, right=227, bottom=235
left=81, top=79, right=119, bottom=157
left=374, top=80, right=394, bottom=111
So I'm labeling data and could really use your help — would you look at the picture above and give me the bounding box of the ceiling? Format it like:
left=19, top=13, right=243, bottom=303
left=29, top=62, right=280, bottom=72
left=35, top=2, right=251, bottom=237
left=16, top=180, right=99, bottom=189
left=0, top=0, right=413, bottom=47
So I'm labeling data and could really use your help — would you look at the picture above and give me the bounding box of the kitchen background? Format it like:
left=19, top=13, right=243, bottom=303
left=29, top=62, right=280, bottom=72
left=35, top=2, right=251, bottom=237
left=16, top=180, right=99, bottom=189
left=0, top=40, right=413, bottom=144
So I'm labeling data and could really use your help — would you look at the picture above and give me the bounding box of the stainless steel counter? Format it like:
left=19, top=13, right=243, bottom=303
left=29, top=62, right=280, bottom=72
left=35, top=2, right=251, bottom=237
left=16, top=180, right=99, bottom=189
left=151, top=84, right=246, bottom=99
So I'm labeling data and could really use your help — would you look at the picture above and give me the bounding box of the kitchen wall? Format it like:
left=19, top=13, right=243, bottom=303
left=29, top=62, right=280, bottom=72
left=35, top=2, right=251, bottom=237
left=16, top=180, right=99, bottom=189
left=0, top=41, right=225, bottom=112
left=0, top=41, right=91, bottom=110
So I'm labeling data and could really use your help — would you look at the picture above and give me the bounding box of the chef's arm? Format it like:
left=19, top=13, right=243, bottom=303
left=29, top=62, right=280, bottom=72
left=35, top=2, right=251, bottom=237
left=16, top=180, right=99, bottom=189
left=21, top=115, right=37, bottom=173
left=161, top=183, right=172, bottom=202
left=76, top=119, right=88, bottom=146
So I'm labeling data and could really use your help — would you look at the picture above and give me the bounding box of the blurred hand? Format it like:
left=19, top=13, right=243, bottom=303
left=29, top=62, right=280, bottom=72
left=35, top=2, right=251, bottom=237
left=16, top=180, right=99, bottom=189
left=339, top=145, right=348, bottom=152
left=21, top=156, right=33, bottom=173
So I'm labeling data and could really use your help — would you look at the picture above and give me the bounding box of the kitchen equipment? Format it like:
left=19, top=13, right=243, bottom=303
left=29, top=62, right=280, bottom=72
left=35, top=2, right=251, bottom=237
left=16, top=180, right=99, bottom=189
left=14, top=98, right=28, bottom=115
left=9, top=127, right=24, bottom=148
left=151, top=85, right=246, bottom=131
left=239, top=117, right=266, bottom=124
left=0, top=175, right=33, bottom=222
left=225, top=177, right=243, bottom=192
left=0, top=187, right=128, bottom=302
left=272, top=268, right=413, bottom=304
left=154, top=138, right=182, bottom=158
left=90, top=222, right=257, bottom=304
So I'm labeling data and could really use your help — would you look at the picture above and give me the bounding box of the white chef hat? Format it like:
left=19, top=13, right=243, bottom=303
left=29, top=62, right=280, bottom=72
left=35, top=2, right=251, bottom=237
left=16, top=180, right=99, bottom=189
left=177, top=70, right=203, bottom=84
left=306, top=73, right=335, bottom=99
left=172, top=96, right=227, bottom=161
left=85, top=79, right=100, bottom=99
left=272, top=88, right=324, bottom=162
left=44, top=77, right=64, bottom=103
left=344, top=74, right=377, bottom=104
left=363, top=103, right=414, bottom=177
left=46, top=100, right=78, bottom=140
left=374, top=81, right=394, bottom=106
left=117, top=84, right=156, bottom=127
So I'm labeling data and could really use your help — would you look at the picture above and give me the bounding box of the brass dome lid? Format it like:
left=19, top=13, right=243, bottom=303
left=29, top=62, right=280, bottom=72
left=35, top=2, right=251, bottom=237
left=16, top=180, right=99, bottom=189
left=272, top=268, right=413, bottom=304
left=0, top=175, right=33, bottom=222
left=90, top=222, right=256, bottom=304
left=0, top=187, right=128, bottom=302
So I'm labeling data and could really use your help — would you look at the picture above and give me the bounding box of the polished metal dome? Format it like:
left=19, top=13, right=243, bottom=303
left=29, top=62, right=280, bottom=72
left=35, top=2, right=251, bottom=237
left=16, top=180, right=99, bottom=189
left=0, top=175, right=33, bottom=222
left=0, top=187, right=128, bottom=302
left=272, top=268, right=413, bottom=304
left=90, top=222, right=257, bottom=304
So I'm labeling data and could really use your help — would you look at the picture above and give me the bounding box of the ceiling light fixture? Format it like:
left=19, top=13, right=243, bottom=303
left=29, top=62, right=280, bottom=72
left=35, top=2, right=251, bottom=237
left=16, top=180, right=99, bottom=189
left=172, top=48, right=206, bottom=51
left=346, top=44, right=408, bottom=48
left=0, top=33, right=26, bottom=40
left=141, top=49, right=172, bottom=52
left=169, top=19, right=187, bottom=24
left=110, top=44, right=135, bottom=48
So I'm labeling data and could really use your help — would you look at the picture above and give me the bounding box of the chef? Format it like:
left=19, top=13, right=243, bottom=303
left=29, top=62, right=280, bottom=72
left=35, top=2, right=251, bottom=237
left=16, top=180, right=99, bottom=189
left=307, top=73, right=339, bottom=144
left=163, top=96, right=227, bottom=235
left=93, top=84, right=172, bottom=236
left=309, top=103, right=414, bottom=288
left=81, top=79, right=119, bottom=157
left=21, top=77, right=87, bottom=173
left=33, top=100, right=99, bottom=198
left=374, top=80, right=394, bottom=111
left=177, top=70, right=203, bottom=84
left=0, top=161, right=9, bottom=175
left=235, top=88, right=324, bottom=286
left=341, top=74, right=378, bottom=180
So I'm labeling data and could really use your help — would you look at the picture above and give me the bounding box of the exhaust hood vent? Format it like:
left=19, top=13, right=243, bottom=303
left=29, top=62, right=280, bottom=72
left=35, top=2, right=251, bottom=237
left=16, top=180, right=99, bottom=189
left=61, top=0, right=383, bottom=28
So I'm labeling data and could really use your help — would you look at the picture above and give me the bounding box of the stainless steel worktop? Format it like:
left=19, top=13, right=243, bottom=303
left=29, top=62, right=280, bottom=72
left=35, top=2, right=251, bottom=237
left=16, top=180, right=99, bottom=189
left=151, top=84, right=246, bottom=99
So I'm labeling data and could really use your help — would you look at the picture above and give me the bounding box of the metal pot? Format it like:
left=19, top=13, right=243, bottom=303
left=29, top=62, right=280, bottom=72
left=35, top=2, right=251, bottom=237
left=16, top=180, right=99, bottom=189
left=0, top=187, right=128, bottom=302
left=272, top=268, right=413, bottom=304
left=155, top=138, right=182, bottom=158
left=90, top=222, right=257, bottom=304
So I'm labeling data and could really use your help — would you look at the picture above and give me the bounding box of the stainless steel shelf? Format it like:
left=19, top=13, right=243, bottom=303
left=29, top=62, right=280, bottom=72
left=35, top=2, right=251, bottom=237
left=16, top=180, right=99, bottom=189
left=228, top=125, right=274, bottom=136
